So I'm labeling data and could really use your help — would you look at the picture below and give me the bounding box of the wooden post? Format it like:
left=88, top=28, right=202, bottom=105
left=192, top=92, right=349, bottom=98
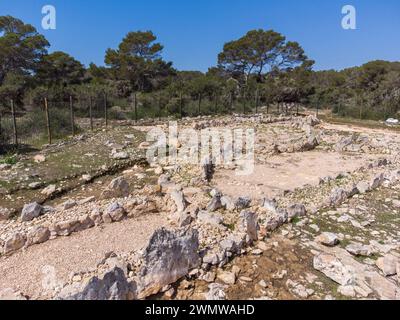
left=89, top=96, right=93, bottom=131
left=213, top=93, right=217, bottom=114
left=44, top=98, right=52, bottom=144
left=255, top=89, right=259, bottom=114
left=0, top=111, right=2, bottom=141
left=179, top=91, right=183, bottom=119
left=69, top=95, right=75, bottom=136
left=198, top=93, right=202, bottom=116
left=134, top=92, right=138, bottom=123
left=230, top=92, right=234, bottom=113
left=242, top=91, right=246, bottom=114
left=158, top=95, right=162, bottom=121
left=10, top=100, right=18, bottom=147
left=104, top=91, right=108, bottom=127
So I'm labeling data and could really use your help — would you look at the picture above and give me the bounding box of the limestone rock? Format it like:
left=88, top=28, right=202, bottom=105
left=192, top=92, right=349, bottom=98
left=235, top=197, right=252, bottom=210
left=287, top=203, right=307, bottom=221
left=217, top=271, right=236, bottom=285
left=0, top=207, right=11, bottom=221
left=101, top=177, right=129, bottom=199
left=205, top=283, right=226, bottom=300
left=106, top=202, right=126, bottom=222
left=21, top=202, right=43, bottom=222
left=356, top=181, right=370, bottom=194
left=0, top=288, right=27, bottom=300
left=329, top=188, right=348, bottom=207
left=170, top=190, right=188, bottom=213
left=3, top=232, right=27, bottom=254
left=238, top=211, right=258, bottom=243
left=376, top=255, right=398, bottom=277
left=345, top=243, right=372, bottom=257
left=197, top=210, right=223, bottom=227
left=137, top=228, right=200, bottom=299
left=313, top=253, right=354, bottom=286
left=27, top=226, right=50, bottom=246
left=41, top=184, right=57, bottom=197
left=315, top=232, right=340, bottom=247
left=57, top=267, right=134, bottom=300
left=33, top=154, right=46, bottom=163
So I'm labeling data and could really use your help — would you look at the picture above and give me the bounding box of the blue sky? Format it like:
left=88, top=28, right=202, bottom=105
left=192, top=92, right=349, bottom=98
left=1, top=0, right=399, bottom=71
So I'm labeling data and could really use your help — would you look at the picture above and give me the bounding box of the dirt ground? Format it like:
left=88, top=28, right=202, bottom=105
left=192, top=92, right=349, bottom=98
left=214, top=151, right=378, bottom=199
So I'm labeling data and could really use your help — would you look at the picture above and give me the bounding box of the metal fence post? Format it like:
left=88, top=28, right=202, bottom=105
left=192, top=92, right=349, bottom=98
left=11, top=99, right=18, bottom=147
left=44, top=97, right=52, bottom=145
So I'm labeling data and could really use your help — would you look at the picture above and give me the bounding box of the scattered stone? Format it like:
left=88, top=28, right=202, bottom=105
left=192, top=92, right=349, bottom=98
left=221, top=196, right=236, bottom=211
left=34, top=154, right=46, bottom=163
left=313, top=253, right=354, bottom=286
left=21, top=202, right=43, bottom=222
left=315, top=232, right=340, bottom=247
left=205, top=283, right=226, bottom=300
left=57, top=267, right=134, bottom=300
left=345, top=243, right=372, bottom=257
left=197, top=210, right=223, bottom=227
left=238, top=211, right=258, bottom=243
left=101, top=176, right=129, bottom=199
left=207, top=193, right=223, bottom=212
left=106, top=202, right=126, bottom=222
left=356, top=181, right=370, bottom=194
left=3, top=232, right=27, bottom=254
left=112, top=151, right=129, bottom=160
left=170, top=190, right=188, bottom=213
left=41, top=184, right=57, bottom=197
left=235, top=197, right=252, bottom=210
left=287, top=203, right=307, bottom=221
left=61, top=199, right=77, bottom=210
left=27, top=226, right=51, bottom=246
left=0, top=288, right=27, bottom=300
left=329, top=188, right=348, bottom=207
left=217, top=271, right=236, bottom=285
left=0, top=207, right=11, bottom=221
left=376, top=255, right=398, bottom=277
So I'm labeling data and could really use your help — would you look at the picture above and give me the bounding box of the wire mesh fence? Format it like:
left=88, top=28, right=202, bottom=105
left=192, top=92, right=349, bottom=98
left=0, top=91, right=301, bottom=153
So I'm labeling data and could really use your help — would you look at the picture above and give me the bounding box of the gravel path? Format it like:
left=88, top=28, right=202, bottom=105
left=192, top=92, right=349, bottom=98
left=0, top=214, right=168, bottom=299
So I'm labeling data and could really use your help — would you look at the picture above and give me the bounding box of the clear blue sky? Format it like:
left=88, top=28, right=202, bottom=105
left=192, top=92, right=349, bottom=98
left=1, top=0, right=399, bottom=72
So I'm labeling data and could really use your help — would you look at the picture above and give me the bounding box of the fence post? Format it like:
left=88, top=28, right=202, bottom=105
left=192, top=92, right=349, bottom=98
left=69, top=95, right=75, bottom=136
left=242, top=92, right=246, bottom=114
left=255, top=89, right=259, bottom=114
left=10, top=99, right=18, bottom=147
left=214, top=93, right=218, bottom=114
left=89, top=96, right=94, bottom=131
left=198, top=93, right=202, bottom=116
left=134, top=93, right=138, bottom=122
left=179, top=91, right=183, bottom=119
left=44, top=97, right=52, bottom=145
left=104, top=91, right=108, bottom=127
left=158, top=95, right=162, bottom=121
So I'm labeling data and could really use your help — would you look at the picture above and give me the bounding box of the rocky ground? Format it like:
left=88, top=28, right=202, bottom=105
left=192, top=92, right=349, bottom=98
left=0, top=112, right=399, bottom=300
